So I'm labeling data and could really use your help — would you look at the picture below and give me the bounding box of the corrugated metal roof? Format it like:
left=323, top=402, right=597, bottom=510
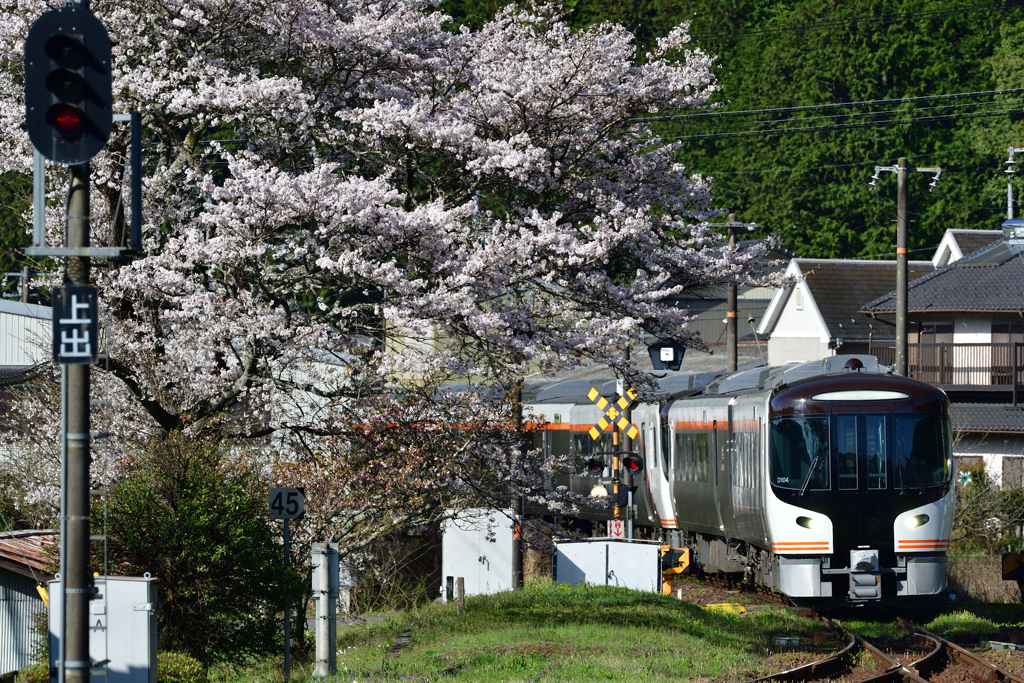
left=0, top=530, right=55, bottom=581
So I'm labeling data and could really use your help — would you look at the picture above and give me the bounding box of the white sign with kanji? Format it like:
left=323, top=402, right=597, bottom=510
left=52, top=286, right=98, bottom=364
left=607, top=519, right=624, bottom=538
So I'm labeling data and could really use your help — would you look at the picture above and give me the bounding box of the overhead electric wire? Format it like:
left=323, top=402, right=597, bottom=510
left=659, top=107, right=1024, bottom=142
left=629, top=87, right=1024, bottom=123
left=673, top=97, right=1024, bottom=131
left=689, top=1, right=1024, bottom=39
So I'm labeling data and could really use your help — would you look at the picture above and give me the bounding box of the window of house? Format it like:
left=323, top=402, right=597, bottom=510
left=992, top=322, right=1024, bottom=344
left=916, top=323, right=954, bottom=344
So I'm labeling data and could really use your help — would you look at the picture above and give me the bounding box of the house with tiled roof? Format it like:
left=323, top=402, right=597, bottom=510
left=755, top=258, right=934, bottom=365
left=930, top=229, right=1003, bottom=267
left=861, top=222, right=1024, bottom=484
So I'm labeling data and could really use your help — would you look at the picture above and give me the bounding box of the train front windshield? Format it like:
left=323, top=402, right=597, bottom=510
left=770, top=414, right=951, bottom=491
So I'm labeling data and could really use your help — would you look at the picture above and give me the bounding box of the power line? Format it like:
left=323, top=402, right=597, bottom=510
left=675, top=98, right=1024, bottom=132
left=707, top=138, right=1024, bottom=175
left=660, top=107, right=1024, bottom=142
left=630, top=88, right=1024, bottom=123
left=689, top=1, right=1024, bottom=39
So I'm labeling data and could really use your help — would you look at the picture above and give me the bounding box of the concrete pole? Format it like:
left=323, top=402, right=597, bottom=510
left=312, top=544, right=338, bottom=678
left=727, top=214, right=738, bottom=373
left=456, top=577, right=465, bottom=616
left=895, top=158, right=909, bottom=377
left=64, top=163, right=91, bottom=683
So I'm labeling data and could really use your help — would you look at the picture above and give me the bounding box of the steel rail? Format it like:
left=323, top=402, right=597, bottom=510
left=899, top=618, right=1024, bottom=683
left=853, top=631, right=930, bottom=683
left=747, top=623, right=856, bottom=682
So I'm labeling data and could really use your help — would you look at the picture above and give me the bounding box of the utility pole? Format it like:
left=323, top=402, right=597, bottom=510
left=710, top=214, right=758, bottom=372
left=65, top=163, right=91, bottom=683
left=896, top=159, right=908, bottom=377
left=1006, top=147, right=1024, bottom=219
left=869, top=159, right=941, bottom=377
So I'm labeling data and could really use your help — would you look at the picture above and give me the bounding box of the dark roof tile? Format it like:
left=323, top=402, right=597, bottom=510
left=952, top=403, right=1024, bottom=433
left=863, top=240, right=1024, bottom=313
left=799, top=260, right=934, bottom=341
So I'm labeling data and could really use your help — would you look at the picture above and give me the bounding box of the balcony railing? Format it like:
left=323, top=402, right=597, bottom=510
left=868, top=343, right=1024, bottom=397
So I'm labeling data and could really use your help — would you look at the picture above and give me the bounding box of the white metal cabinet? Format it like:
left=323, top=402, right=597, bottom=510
left=49, top=576, right=158, bottom=683
left=441, top=508, right=514, bottom=600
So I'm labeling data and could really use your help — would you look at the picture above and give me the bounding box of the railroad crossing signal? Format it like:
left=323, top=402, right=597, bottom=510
left=586, top=386, right=639, bottom=440
left=24, top=4, right=113, bottom=165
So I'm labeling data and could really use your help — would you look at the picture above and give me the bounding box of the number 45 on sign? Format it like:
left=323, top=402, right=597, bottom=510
left=269, top=487, right=305, bottom=520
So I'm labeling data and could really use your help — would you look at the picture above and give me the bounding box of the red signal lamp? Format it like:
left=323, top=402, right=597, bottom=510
left=622, top=455, right=644, bottom=474
left=583, top=458, right=604, bottom=475
left=53, top=105, right=81, bottom=133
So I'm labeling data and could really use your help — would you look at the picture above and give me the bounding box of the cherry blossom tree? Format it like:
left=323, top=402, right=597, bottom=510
left=0, top=0, right=778, bottom=543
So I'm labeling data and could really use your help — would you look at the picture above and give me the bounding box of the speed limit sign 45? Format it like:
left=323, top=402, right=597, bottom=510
left=269, top=487, right=305, bottom=520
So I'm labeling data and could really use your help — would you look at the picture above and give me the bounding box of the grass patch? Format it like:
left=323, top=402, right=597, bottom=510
left=339, top=579, right=820, bottom=682
left=926, top=610, right=1001, bottom=635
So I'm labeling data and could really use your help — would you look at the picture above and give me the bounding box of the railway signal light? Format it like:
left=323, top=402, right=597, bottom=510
left=583, top=458, right=604, bottom=475
left=622, top=454, right=644, bottom=474
left=24, top=5, right=113, bottom=165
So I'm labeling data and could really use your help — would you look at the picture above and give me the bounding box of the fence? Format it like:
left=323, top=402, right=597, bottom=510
left=869, top=343, right=1024, bottom=400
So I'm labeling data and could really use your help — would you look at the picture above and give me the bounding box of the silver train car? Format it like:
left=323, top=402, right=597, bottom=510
left=527, top=355, right=954, bottom=603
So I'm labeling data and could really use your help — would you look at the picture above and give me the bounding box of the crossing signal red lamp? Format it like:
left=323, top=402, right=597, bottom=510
left=24, top=5, right=113, bottom=165
left=622, top=454, right=645, bottom=474
left=583, top=458, right=604, bottom=475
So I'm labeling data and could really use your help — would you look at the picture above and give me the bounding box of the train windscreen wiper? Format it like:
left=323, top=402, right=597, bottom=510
left=799, top=453, right=823, bottom=497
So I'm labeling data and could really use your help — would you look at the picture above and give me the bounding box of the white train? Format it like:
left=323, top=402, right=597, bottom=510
left=527, top=355, right=954, bottom=603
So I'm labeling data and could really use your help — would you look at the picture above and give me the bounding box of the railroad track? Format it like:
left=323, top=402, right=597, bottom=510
left=750, top=616, right=1024, bottom=683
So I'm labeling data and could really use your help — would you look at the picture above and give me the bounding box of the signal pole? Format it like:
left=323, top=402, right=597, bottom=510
left=621, top=348, right=632, bottom=539
left=65, top=163, right=91, bottom=683
left=869, top=159, right=941, bottom=377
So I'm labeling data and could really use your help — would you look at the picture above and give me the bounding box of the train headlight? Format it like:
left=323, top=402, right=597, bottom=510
left=906, top=514, right=930, bottom=529
left=796, top=516, right=820, bottom=530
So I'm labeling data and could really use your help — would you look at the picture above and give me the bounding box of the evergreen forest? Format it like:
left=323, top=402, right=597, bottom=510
left=6, top=0, right=1024, bottom=277
left=445, top=0, right=1024, bottom=258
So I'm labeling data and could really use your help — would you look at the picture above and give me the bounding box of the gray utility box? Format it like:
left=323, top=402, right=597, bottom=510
left=554, top=540, right=661, bottom=593
left=49, top=576, right=158, bottom=683
left=441, top=508, right=514, bottom=601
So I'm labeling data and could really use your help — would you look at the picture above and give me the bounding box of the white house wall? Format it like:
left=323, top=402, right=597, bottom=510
left=765, top=275, right=832, bottom=365
left=0, top=300, right=51, bottom=367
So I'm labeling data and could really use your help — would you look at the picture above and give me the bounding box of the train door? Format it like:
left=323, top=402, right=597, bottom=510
left=711, top=419, right=725, bottom=531
left=716, top=407, right=737, bottom=534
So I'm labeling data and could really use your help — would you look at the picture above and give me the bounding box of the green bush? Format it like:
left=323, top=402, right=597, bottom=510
left=158, top=651, right=207, bottom=683
left=17, top=662, right=49, bottom=683
left=100, top=431, right=302, bottom=665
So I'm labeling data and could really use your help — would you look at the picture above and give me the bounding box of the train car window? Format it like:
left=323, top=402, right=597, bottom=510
left=702, top=433, right=711, bottom=482
left=836, top=416, right=859, bottom=491
left=866, top=415, right=887, bottom=490
left=770, top=416, right=830, bottom=490
left=661, top=422, right=671, bottom=479
left=550, top=431, right=571, bottom=458
left=675, top=431, right=687, bottom=481
left=894, top=415, right=951, bottom=488
left=639, top=423, right=645, bottom=456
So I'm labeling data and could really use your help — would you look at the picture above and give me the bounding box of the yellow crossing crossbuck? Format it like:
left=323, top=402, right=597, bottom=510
left=586, top=386, right=639, bottom=440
